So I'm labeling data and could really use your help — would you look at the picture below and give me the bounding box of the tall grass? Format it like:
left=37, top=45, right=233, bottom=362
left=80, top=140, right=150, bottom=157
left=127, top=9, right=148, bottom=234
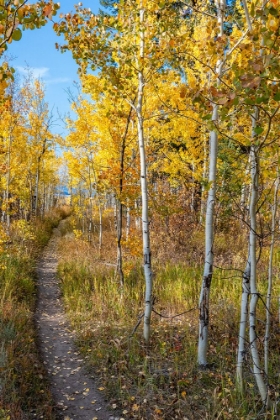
left=57, top=212, right=280, bottom=419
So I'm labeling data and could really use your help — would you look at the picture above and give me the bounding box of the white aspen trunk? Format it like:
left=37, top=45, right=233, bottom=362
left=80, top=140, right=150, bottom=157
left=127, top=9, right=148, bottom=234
left=248, top=122, right=269, bottom=406
left=136, top=3, right=153, bottom=343
left=197, top=0, right=225, bottom=366
left=116, top=104, right=132, bottom=285
left=264, top=175, right=279, bottom=375
left=98, top=200, right=103, bottom=253
left=240, top=154, right=251, bottom=225
left=87, top=157, right=93, bottom=244
left=135, top=199, right=141, bottom=230
left=126, top=204, right=130, bottom=240
left=35, top=157, right=40, bottom=217
left=236, top=0, right=268, bottom=396
left=5, top=135, right=11, bottom=229
left=2, top=135, right=12, bottom=227
left=197, top=129, right=218, bottom=366
left=236, top=251, right=250, bottom=390
left=29, top=179, right=33, bottom=217
left=114, top=195, right=117, bottom=230
left=88, top=198, right=93, bottom=244
left=42, top=182, right=46, bottom=217
left=90, top=161, right=103, bottom=252
left=200, top=129, right=209, bottom=224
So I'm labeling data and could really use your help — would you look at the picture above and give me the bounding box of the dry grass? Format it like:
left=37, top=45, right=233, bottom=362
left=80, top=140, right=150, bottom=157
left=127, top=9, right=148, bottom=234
left=0, top=207, right=71, bottom=419
left=57, top=211, right=280, bottom=419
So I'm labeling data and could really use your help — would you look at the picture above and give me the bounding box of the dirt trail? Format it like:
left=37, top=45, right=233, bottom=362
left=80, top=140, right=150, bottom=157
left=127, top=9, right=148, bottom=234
left=35, top=222, right=119, bottom=420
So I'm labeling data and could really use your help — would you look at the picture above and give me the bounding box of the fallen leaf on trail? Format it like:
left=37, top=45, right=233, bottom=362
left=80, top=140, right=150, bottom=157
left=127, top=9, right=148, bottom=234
left=132, top=403, right=139, bottom=411
left=155, top=408, right=162, bottom=414
left=98, top=387, right=105, bottom=390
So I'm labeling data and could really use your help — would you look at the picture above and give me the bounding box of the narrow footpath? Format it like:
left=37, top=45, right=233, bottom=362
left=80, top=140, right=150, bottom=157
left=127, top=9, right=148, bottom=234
left=35, top=222, right=119, bottom=420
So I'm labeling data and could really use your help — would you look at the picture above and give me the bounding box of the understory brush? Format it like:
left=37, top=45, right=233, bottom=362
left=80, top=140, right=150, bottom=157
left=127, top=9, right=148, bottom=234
left=57, top=212, right=280, bottom=419
left=0, top=206, right=70, bottom=419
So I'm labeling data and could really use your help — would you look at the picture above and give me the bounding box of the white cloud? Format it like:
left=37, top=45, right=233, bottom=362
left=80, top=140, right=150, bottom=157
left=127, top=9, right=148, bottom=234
left=16, top=66, right=49, bottom=79
left=46, top=77, right=71, bottom=85
left=16, top=67, right=71, bottom=85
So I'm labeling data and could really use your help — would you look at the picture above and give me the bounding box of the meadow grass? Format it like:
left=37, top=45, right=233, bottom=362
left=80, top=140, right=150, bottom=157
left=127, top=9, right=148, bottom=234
left=57, top=212, right=280, bottom=419
left=0, top=206, right=70, bottom=419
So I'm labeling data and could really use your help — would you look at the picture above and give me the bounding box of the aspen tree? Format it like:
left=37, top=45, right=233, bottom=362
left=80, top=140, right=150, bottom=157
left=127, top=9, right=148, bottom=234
left=23, top=78, right=53, bottom=216
left=235, top=0, right=280, bottom=404
left=197, top=0, right=226, bottom=367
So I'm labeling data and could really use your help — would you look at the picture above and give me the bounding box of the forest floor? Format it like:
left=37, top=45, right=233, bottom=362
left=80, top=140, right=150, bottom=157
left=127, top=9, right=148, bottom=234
left=35, top=220, right=120, bottom=420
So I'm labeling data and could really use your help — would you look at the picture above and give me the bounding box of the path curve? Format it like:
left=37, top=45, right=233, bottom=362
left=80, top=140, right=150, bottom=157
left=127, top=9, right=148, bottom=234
left=35, top=222, right=119, bottom=420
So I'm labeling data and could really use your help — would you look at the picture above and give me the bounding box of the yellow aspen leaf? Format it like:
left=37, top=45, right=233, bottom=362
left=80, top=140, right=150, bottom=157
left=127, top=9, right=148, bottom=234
left=132, top=404, right=139, bottom=411
left=267, top=17, right=278, bottom=31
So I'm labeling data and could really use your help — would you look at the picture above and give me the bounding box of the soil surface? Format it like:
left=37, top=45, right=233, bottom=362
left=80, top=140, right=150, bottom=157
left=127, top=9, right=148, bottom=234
left=35, top=222, right=120, bottom=420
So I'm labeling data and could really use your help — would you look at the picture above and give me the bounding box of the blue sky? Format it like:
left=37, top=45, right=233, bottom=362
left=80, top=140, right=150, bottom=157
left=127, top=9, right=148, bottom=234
left=7, top=0, right=102, bottom=138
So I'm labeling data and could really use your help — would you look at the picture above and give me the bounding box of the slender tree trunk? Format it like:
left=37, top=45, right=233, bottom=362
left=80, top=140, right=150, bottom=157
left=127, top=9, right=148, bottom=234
left=197, top=129, right=218, bottom=366
left=97, top=196, right=103, bottom=253
left=240, top=154, right=251, bottom=225
left=126, top=203, right=130, bottom=240
left=115, top=106, right=132, bottom=286
left=264, top=175, right=279, bottom=375
left=136, top=3, right=153, bottom=343
left=236, top=250, right=251, bottom=390
left=87, top=156, right=94, bottom=244
left=248, top=131, right=269, bottom=406
left=35, top=138, right=47, bottom=217
left=200, top=133, right=208, bottom=224
left=2, top=135, right=12, bottom=227
left=116, top=199, right=124, bottom=287
left=34, top=162, right=40, bottom=216
left=135, top=199, right=141, bottom=230
left=29, top=179, right=34, bottom=217
left=90, top=163, right=103, bottom=253
left=88, top=198, right=93, bottom=244
left=5, top=135, right=11, bottom=229
left=198, top=0, right=225, bottom=366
